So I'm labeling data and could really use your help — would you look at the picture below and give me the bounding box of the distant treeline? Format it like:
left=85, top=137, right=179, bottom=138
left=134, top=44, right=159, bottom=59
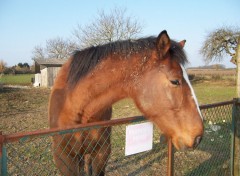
left=187, top=68, right=236, bottom=81
left=188, top=64, right=228, bottom=70
left=0, top=62, right=34, bottom=74
left=187, top=64, right=236, bottom=79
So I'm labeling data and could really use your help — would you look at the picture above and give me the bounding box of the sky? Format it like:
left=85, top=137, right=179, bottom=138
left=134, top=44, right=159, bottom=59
left=0, top=0, right=239, bottom=68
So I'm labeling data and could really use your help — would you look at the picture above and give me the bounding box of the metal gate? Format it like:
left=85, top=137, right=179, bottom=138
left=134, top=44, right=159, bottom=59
left=1, top=99, right=239, bottom=175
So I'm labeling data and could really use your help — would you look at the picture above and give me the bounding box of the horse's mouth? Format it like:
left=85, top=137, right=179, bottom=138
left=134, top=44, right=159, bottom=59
left=172, top=136, right=202, bottom=151
left=173, top=138, right=188, bottom=151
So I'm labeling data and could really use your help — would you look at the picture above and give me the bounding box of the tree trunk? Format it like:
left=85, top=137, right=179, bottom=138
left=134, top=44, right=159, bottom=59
left=237, top=37, right=240, bottom=98
left=233, top=36, right=240, bottom=176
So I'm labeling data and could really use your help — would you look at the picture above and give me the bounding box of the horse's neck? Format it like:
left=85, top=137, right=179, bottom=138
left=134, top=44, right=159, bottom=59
left=67, top=54, right=157, bottom=120
left=68, top=63, right=130, bottom=119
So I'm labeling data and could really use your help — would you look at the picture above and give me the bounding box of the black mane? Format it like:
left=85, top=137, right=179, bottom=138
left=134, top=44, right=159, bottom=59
left=67, top=37, right=188, bottom=87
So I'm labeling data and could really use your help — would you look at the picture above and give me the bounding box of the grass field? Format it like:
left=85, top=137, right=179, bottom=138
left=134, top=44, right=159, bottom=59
left=0, top=76, right=237, bottom=175
left=0, top=78, right=236, bottom=133
left=193, top=81, right=236, bottom=104
left=0, top=74, right=34, bottom=86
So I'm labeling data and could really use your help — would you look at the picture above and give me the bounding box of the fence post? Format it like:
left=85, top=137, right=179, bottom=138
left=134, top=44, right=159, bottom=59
left=0, top=131, right=3, bottom=176
left=231, top=98, right=240, bottom=176
left=0, top=131, right=7, bottom=176
left=167, top=139, right=174, bottom=176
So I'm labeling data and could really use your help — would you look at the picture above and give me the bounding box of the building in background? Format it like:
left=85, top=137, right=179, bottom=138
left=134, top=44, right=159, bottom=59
left=33, top=59, right=66, bottom=87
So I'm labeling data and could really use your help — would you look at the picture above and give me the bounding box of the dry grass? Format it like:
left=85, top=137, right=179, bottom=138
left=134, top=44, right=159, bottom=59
left=0, top=78, right=235, bottom=175
left=0, top=87, right=50, bottom=134
left=187, top=68, right=236, bottom=76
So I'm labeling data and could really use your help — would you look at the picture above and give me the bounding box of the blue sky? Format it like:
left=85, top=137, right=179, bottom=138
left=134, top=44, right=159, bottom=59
left=0, top=0, right=239, bottom=67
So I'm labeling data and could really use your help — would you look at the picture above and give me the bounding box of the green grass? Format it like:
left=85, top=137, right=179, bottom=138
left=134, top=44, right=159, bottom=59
left=193, top=81, right=236, bottom=104
left=1, top=78, right=236, bottom=175
left=0, top=74, right=34, bottom=86
left=112, top=79, right=236, bottom=118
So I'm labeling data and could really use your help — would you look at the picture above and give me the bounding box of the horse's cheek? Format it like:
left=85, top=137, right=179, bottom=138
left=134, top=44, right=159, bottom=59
left=137, top=84, right=162, bottom=114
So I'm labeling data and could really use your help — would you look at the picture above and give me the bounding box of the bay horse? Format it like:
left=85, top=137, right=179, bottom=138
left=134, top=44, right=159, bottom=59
left=49, top=30, right=204, bottom=175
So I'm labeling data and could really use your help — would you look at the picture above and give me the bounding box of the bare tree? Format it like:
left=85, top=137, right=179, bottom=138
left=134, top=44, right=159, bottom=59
left=32, top=7, right=142, bottom=60
left=200, top=26, right=240, bottom=98
left=32, top=45, right=46, bottom=60
left=73, top=7, right=143, bottom=48
left=46, top=38, right=78, bottom=59
left=32, top=38, right=78, bottom=60
left=200, top=26, right=240, bottom=65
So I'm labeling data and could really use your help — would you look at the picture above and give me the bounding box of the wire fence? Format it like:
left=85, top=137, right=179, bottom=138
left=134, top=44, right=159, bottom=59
left=0, top=100, right=239, bottom=176
left=174, top=101, right=235, bottom=176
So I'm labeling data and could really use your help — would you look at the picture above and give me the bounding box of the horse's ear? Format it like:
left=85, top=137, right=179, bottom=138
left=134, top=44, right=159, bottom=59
left=156, top=30, right=171, bottom=58
left=179, top=40, right=186, bottom=48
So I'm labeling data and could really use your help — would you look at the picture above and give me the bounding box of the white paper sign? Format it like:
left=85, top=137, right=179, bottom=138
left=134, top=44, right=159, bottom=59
left=125, top=122, right=153, bottom=156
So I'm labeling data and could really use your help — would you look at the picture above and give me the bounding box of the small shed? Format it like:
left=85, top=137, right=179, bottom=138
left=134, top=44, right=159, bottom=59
left=34, top=59, right=66, bottom=87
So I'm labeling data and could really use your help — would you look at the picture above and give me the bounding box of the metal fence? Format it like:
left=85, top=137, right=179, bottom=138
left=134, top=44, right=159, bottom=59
left=173, top=100, right=237, bottom=176
left=0, top=100, right=239, bottom=176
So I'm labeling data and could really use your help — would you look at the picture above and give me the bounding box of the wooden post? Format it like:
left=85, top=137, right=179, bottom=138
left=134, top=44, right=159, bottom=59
left=0, top=131, right=6, bottom=176
left=233, top=37, right=240, bottom=176
left=232, top=99, right=240, bottom=176
left=236, top=37, right=240, bottom=98
left=0, top=132, right=7, bottom=176
left=0, top=131, right=2, bottom=176
left=167, top=139, right=174, bottom=176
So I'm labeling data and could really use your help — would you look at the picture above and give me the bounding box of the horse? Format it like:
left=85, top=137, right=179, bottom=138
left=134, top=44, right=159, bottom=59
left=49, top=30, right=204, bottom=176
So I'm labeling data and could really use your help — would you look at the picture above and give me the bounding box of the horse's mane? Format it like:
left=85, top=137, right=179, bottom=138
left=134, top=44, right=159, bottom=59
left=67, top=37, right=188, bottom=87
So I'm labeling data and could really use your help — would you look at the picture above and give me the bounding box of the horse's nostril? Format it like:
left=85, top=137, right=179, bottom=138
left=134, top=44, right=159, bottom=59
left=193, top=136, right=202, bottom=148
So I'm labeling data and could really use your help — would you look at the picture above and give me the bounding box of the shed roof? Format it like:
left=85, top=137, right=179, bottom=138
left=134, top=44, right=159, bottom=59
left=34, top=58, right=67, bottom=67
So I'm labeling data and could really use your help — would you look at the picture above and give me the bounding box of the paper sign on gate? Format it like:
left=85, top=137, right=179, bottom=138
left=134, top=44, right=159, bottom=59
left=125, top=122, right=153, bottom=156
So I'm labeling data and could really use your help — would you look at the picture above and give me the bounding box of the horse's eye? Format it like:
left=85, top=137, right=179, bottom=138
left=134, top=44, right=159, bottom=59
left=170, top=80, right=180, bottom=86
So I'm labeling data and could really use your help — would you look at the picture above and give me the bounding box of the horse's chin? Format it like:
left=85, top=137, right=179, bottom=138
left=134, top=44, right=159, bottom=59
left=159, top=134, right=189, bottom=151
left=172, top=137, right=192, bottom=151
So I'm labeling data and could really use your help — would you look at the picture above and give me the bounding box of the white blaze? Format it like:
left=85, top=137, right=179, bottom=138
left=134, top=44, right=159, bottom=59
left=180, top=64, right=203, bottom=120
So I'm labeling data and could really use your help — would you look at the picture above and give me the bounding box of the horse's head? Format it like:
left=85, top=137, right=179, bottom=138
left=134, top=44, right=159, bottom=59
left=134, top=31, right=203, bottom=150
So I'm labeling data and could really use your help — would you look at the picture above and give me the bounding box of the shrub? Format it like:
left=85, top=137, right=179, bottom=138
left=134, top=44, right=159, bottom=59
left=212, top=75, right=221, bottom=80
